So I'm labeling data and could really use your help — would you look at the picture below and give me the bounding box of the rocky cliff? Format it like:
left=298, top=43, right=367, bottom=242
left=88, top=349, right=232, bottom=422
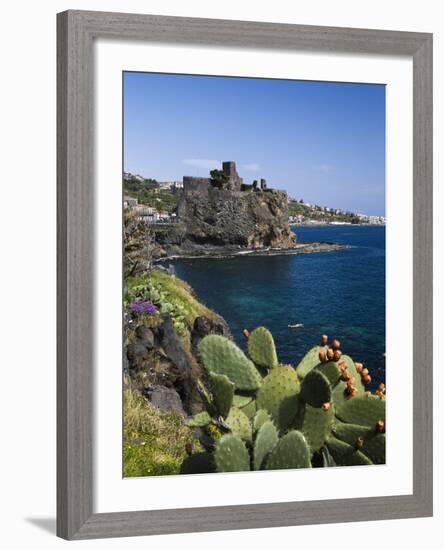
left=177, top=187, right=296, bottom=250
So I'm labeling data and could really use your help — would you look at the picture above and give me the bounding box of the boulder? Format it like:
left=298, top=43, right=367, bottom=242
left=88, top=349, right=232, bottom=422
left=135, top=325, right=155, bottom=349
left=126, top=342, right=149, bottom=369
left=191, top=315, right=231, bottom=356
left=144, top=385, right=186, bottom=417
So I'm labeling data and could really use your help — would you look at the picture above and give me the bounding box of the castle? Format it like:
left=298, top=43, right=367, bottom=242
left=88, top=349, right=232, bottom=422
left=181, top=161, right=270, bottom=197
left=176, top=161, right=296, bottom=249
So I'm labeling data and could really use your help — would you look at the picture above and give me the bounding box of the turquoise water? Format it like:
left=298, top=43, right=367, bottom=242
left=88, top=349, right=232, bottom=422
left=172, top=225, right=386, bottom=388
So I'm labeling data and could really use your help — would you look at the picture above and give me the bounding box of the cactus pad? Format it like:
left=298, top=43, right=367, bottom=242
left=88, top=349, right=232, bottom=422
left=314, top=361, right=342, bottom=387
left=248, top=326, right=278, bottom=368
left=332, top=422, right=386, bottom=464
left=225, top=406, right=253, bottom=442
left=254, top=420, right=279, bottom=470
left=209, top=372, right=234, bottom=419
left=232, top=394, right=256, bottom=419
left=188, top=410, right=212, bottom=428
left=321, top=446, right=337, bottom=467
left=240, top=398, right=257, bottom=419
left=326, top=436, right=373, bottom=466
left=335, top=395, right=385, bottom=427
left=253, top=409, right=271, bottom=433
left=214, top=434, right=251, bottom=472
left=297, top=404, right=334, bottom=453
left=199, top=335, right=262, bottom=391
left=266, top=431, right=312, bottom=470
left=256, top=365, right=301, bottom=431
left=295, top=346, right=327, bottom=379
left=300, top=369, right=332, bottom=408
left=232, top=394, right=253, bottom=407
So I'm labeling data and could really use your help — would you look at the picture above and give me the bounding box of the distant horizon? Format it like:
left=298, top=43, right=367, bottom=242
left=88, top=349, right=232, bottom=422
left=124, top=72, right=385, bottom=216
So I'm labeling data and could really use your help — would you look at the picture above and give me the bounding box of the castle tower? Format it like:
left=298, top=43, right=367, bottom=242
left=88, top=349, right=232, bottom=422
left=222, top=161, right=242, bottom=191
left=222, top=161, right=238, bottom=178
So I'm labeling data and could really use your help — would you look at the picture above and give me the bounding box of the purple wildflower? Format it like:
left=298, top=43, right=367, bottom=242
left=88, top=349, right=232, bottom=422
left=130, top=300, right=158, bottom=315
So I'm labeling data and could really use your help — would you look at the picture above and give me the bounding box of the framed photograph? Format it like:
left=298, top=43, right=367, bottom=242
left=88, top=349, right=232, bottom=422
left=57, top=10, right=433, bottom=540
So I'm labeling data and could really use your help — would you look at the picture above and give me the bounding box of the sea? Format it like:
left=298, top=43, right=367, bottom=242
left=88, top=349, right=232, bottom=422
left=172, top=225, right=386, bottom=388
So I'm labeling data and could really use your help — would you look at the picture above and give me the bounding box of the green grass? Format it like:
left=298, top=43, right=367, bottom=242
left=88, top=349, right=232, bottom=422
left=123, top=385, right=192, bottom=477
left=149, top=271, right=219, bottom=325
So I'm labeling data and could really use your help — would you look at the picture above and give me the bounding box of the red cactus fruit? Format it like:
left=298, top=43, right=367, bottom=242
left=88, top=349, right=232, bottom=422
left=362, top=374, right=372, bottom=385
left=341, top=371, right=351, bottom=382
left=242, top=329, right=250, bottom=338
left=326, top=348, right=334, bottom=361
left=355, top=437, right=364, bottom=450
left=345, top=385, right=357, bottom=399
left=331, top=339, right=341, bottom=350
left=375, top=420, right=385, bottom=433
left=320, top=334, right=328, bottom=346
left=346, top=390, right=357, bottom=400
left=361, top=368, right=369, bottom=377
left=333, top=350, right=342, bottom=362
left=319, top=350, right=327, bottom=363
left=338, top=361, right=347, bottom=371
left=355, top=362, right=363, bottom=373
left=322, top=402, right=331, bottom=411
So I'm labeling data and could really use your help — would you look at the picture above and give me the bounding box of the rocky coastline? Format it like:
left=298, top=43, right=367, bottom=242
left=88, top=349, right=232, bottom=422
left=154, top=241, right=349, bottom=262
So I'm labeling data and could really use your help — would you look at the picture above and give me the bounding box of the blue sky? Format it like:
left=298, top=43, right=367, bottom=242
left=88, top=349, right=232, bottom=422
left=124, top=72, right=385, bottom=216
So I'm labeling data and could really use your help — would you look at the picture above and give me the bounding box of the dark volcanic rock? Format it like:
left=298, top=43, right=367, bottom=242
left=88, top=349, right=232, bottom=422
left=135, top=325, right=155, bottom=349
left=155, top=313, right=204, bottom=414
left=191, top=315, right=231, bottom=356
left=177, top=184, right=296, bottom=250
left=144, top=385, right=186, bottom=416
left=126, top=342, right=149, bottom=369
left=158, top=314, right=190, bottom=373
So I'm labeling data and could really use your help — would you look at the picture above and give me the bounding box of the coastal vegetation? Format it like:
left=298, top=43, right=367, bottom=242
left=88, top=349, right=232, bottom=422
left=123, top=266, right=386, bottom=477
left=122, top=164, right=385, bottom=477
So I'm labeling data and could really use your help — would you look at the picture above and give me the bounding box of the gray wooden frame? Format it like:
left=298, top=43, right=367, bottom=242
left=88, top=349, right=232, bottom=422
left=57, top=9, right=433, bottom=540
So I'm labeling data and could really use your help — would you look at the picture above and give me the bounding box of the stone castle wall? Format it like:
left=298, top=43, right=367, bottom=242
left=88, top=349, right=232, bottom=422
left=177, top=161, right=296, bottom=249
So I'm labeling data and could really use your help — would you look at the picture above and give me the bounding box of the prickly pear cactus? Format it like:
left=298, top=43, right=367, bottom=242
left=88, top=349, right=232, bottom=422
left=253, top=409, right=271, bottom=433
left=248, top=326, right=278, bottom=368
left=266, top=431, right=312, bottom=470
left=225, top=406, right=253, bottom=442
left=256, top=365, right=301, bottom=431
left=300, top=369, right=332, bottom=408
left=296, top=403, right=335, bottom=453
left=188, top=410, right=212, bottom=428
left=332, top=422, right=385, bottom=464
left=331, top=355, right=366, bottom=403
left=214, top=434, right=251, bottom=472
left=254, top=420, right=279, bottom=470
left=199, top=335, right=262, bottom=391
left=295, top=345, right=327, bottom=379
left=232, top=394, right=257, bottom=419
left=232, top=394, right=253, bottom=408
left=209, top=372, right=234, bottom=419
left=321, top=446, right=337, bottom=467
left=314, top=361, right=342, bottom=386
left=182, top=333, right=386, bottom=475
left=335, top=395, right=385, bottom=427
left=326, top=435, right=373, bottom=466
